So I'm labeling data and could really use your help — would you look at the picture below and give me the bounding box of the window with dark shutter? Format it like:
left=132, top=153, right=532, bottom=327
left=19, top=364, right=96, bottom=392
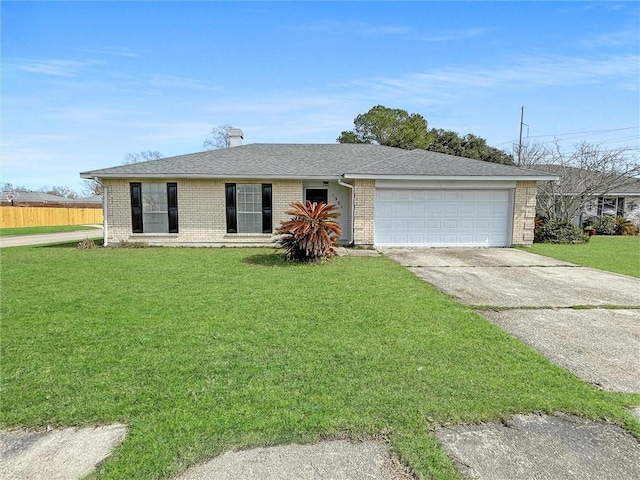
left=225, top=183, right=272, bottom=234
left=225, top=183, right=237, bottom=233
left=130, top=183, right=143, bottom=233
left=262, top=184, right=272, bottom=233
left=616, top=197, right=625, bottom=217
left=167, top=183, right=179, bottom=233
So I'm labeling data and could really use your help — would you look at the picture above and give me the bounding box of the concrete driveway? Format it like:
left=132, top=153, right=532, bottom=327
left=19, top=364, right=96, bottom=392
left=382, top=248, right=640, bottom=392
left=383, top=247, right=640, bottom=480
left=383, top=248, right=640, bottom=308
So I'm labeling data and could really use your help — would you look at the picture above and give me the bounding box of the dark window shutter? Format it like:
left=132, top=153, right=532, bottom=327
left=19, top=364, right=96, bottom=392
left=130, top=183, right=143, bottom=233
left=617, top=197, right=625, bottom=217
left=167, top=183, right=178, bottom=233
left=225, top=183, right=237, bottom=233
left=262, top=184, right=272, bottom=233
left=597, top=197, right=603, bottom=216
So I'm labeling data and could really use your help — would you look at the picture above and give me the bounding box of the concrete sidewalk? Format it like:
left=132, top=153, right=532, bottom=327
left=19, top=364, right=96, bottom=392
left=0, top=226, right=103, bottom=248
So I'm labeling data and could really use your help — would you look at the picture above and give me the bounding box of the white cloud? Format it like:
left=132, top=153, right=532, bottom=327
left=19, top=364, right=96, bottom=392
left=417, top=28, right=492, bottom=42
left=301, top=19, right=411, bottom=36
left=148, top=75, right=221, bottom=91
left=5, top=58, right=98, bottom=77
left=345, top=54, right=640, bottom=99
left=79, top=47, right=143, bottom=58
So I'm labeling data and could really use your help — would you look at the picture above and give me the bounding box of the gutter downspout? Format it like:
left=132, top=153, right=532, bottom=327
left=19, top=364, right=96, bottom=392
left=337, top=178, right=355, bottom=246
left=94, top=177, right=108, bottom=247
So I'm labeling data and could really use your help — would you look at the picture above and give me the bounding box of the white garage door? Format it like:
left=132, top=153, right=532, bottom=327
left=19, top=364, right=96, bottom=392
left=375, top=189, right=511, bottom=247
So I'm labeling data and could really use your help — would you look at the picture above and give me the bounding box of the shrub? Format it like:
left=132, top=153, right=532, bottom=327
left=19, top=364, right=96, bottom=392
left=118, top=240, right=150, bottom=248
left=278, top=201, right=342, bottom=262
left=77, top=238, right=98, bottom=250
left=614, top=216, right=635, bottom=235
left=534, top=220, right=589, bottom=244
left=583, top=215, right=616, bottom=235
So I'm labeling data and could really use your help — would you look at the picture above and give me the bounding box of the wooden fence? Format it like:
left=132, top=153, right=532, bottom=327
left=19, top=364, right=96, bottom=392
left=0, top=206, right=103, bottom=228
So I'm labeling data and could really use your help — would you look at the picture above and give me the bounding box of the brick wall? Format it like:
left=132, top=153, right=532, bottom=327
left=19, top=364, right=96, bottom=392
left=103, top=178, right=303, bottom=245
left=353, top=179, right=375, bottom=246
left=512, top=180, right=538, bottom=246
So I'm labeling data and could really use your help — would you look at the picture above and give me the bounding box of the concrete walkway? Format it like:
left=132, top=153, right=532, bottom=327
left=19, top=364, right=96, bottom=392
left=0, top=226, right=103, bottom=248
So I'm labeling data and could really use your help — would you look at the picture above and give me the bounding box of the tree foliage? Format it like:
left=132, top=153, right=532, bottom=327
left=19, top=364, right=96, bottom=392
left=278, top=201, right=342, bottom=262
left=203, top=124, right=232, bottom=150
left=337, top=105, right=431, bottom=150
left=123, top=151, right=164, bottom=164
left=520, top=140, right=640, bottom=223
left=337, top=105, right=513, bottom=164
left=427, top=129, right=513, bottom=165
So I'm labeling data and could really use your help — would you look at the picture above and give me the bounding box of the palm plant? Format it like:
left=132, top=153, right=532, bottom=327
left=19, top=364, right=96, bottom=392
left=278, top=201, right=342, bottom=261
left=614, top=216, right=635, bottom=236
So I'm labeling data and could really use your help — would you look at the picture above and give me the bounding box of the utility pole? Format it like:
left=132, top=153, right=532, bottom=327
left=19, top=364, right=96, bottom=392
left=517, top=106, right=528, bottom=166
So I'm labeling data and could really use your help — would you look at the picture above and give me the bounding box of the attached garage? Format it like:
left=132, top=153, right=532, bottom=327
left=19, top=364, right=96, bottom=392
left=374, top=182, right=514, bottom=247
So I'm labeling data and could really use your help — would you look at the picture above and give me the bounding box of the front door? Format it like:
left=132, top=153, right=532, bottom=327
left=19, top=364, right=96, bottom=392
left=305, top=188, right=328, bottom=205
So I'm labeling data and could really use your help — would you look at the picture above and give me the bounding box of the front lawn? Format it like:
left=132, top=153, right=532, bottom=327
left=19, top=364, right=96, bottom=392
left=527, top=236, right=640, bottom=278
left=1, top=246, right=638, bottom=479
left=0, top=225, right=101, bottom=236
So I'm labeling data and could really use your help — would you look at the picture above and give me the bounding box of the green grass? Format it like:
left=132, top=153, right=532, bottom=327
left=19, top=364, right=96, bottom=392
left=527, top=236, right=640, bottom=278
left=1, top=246, right=638, bottom=479
left=0, top=225, right=101, bottom=236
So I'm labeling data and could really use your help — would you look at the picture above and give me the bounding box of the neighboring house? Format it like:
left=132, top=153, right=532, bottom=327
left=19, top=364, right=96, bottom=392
left=0, top=191, right=102, bottom=207
left=80, top=130, right=556, bottom=248
left=529, top=165, right=640, bottom=227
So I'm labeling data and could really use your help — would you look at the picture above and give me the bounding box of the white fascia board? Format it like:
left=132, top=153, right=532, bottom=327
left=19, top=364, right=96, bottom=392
left=80, top=173, right=341, bottom=180
left=376, top=179, right=517, bottom=189
left=343, top=174, right=559, bottom=181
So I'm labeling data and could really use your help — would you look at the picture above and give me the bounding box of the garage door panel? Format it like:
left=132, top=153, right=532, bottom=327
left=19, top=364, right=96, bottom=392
left=375, top=188, right=511, bottom=247
left=460, top=220, right=474, bottom=229
left=459, top=204, right=474, bottom=214
left=444, top=204, right=459, bottom=214
left=377, top=203, right=393, bottom=215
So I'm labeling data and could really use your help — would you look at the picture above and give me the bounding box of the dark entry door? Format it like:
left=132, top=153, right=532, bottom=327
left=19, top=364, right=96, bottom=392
left=305, top=188, right=328, bottom=204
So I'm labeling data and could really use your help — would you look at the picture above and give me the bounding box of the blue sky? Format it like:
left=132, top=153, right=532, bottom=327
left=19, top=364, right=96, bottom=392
left=2, top=1, right=639, bottom=194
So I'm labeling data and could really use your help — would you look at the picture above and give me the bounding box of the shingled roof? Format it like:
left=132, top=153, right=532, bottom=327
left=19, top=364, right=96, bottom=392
left=81, top=143, right=556, bottom=180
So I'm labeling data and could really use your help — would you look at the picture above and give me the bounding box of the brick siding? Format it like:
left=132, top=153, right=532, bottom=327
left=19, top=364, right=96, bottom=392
left=512, top=180, right=538, bottom=246
left=103, top=178, right=302, bottom=245
left=353, top=179, right=375, bottom=246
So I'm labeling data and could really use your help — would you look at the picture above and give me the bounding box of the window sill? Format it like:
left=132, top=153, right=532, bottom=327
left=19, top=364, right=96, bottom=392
left=223, top=233, right=274, bottom=238
left=130, top=233, right=179, bottom=237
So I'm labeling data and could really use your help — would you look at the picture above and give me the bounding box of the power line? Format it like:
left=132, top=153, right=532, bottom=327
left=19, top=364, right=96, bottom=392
left=494, top=125, right=639, bottom=148
left=526, top=126, right=639, bottom=139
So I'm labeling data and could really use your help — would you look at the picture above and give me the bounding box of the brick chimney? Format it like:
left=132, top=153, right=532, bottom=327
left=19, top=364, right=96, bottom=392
left=229, top=128, right=243, bottom=147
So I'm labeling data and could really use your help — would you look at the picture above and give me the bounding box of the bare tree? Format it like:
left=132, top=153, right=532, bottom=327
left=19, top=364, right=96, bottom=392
left=38, top=185, right=79, bottom=199
left=82, top=179, right=103, bottom=196
left=520, top=140, right=640, bottom=222
left=203, top=124, right=232, bottom=150
left=0, top=182, right=31, bottom=192
left=123, top=151, right=164, bottom=164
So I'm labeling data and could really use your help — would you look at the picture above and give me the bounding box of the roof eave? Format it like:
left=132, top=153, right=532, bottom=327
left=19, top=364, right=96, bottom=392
left=80, top=172, right=343, bottom=180
left=342, top=174, right=559, bottom=181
